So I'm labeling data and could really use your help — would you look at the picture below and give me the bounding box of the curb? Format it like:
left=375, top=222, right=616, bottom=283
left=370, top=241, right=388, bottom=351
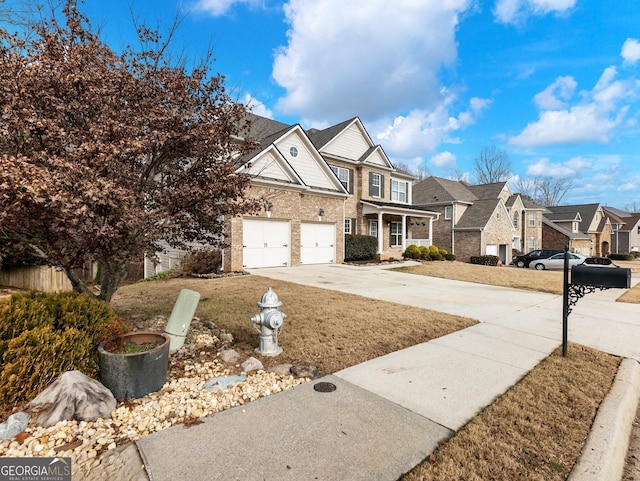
left=568, top=358, right=640, bottom=481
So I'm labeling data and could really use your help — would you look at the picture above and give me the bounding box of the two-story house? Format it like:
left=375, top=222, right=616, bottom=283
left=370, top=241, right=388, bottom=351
left=411, top=176, right=545, bottom=263
left=217, top=115, right=439, bottom=271
left=602, top=207, right=640, bottom=255
left=543, top=203, right=612, bottom=257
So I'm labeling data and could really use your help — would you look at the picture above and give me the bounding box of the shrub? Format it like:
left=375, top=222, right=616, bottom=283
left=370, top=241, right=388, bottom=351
left=632, top=251, right=640, bottom=259
left=0, top=291, right=121, bottom=405
left=403, top=245, right=421, bottom=259
left=430, top=252, right=443, bottom=261
left=418, top=246, right=431, bottom=260
left=438, top=248, right=448, bottom=256
left=444, top=253, right=456, bottom=261
left=179, top=249, right=223, bottom=275
left=345, top=235, right=377, bottom=261
left=470, top=255, right=500, bottom=266
left=428, top=245, right=439, bottom=254
left=608, top=253, right=634, bottom=261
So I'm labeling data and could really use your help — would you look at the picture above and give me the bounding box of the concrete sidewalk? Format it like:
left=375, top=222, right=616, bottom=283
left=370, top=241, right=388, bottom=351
left=91, top=262, right=640, bottom=481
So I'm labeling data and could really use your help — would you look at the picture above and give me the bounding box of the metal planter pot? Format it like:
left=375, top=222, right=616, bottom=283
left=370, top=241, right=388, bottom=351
left=98, top=331, right=170, bottom=400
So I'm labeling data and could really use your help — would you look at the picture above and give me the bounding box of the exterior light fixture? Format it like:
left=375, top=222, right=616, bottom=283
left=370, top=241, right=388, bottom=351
left=266, top=202, right=273, bottom=218
left=318, top=208, right=325, bottom=222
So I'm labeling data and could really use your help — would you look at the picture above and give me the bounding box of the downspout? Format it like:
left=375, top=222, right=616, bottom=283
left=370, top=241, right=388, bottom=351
left=451, top=202, right=455, bottom=254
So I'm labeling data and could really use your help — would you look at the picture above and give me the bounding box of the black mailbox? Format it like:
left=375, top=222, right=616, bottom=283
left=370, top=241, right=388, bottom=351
left=571, top=265, right=631, bottom=289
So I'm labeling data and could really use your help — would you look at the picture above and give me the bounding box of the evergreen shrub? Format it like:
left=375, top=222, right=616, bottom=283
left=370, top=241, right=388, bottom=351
left=470, top=255, right=500, bottom=266
left=345, top=235, right=377, bottom=261
left=0, top=292, right=122, bottom=405
left=608, top=253, right=634, bottom=261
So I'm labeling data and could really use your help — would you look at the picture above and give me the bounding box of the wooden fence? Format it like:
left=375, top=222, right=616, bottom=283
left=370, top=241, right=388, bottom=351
left=0, top=266, right=73, bottom=293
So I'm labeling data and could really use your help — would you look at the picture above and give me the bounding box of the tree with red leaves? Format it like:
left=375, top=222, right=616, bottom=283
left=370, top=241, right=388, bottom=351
left=0, top=2, right=259, bottom=301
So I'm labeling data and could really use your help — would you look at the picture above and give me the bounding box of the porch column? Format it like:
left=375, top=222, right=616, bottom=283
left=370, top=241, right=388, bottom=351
left=429, top=216, right=433, bottom=247
left=401, top=214, right=407, bottom=250
left=377, top=211, right=383, bottom=254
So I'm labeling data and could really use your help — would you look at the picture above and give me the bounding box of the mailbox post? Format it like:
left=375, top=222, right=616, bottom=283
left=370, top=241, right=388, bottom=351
left=562, top=247, right=631, bottom=357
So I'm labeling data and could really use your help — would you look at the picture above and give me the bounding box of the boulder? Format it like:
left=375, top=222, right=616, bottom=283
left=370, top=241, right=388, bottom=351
left=28, top=371, right=116, bottom=427
left=241, top=357, right=264, bottom=373
left=290, top=364, right=321, bottom=379
left=0, top=412, right=30, bottom=440
left=218, top=349, right=241, bottom=364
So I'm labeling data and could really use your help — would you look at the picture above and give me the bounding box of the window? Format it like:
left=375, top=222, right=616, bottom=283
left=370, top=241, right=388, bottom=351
left=391, top=179, right=407, bottom=202
left=573, top=221, right=579, bottom=233
left=344, top=218, right=352, bottom=235
left=289, top=146, right=298, bottom=157
left=528, top=238, right=535, bottom=251
left=330, top=165, right=352, bottom=193
left=444, top=206, right=452, bottom=220
left=496, top=209, right=501, bottom=220
left=513, top=212, right=519, bottom=228
left=369, top=173, right=382, bottom=197
left=390, top=221, right=403, bottom=247
left=369, top=220, right=378, bottom=237
left=529, top=213, right=536, bottom=227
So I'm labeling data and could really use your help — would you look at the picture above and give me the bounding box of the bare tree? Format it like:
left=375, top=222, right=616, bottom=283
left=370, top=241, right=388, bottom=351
left=392, top=162, right=430, bottom=183
left=473, top=146, right=512, bottom=184
left=623, top=201, right=640, bottom=214
left=533, top=177, right=573, bottom=207
left=0, top=1, right=260, bottom=301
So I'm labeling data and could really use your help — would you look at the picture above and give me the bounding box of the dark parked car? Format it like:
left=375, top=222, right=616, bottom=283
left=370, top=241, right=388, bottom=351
left=512, top=249, right=564, bottom=268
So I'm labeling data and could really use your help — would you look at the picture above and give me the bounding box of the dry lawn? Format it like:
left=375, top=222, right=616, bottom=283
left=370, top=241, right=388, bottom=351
left=109, top=272, right=623, bottom=481
left=111, top=275, right=476, bottom=374
left=402, top=344, right=620, bottom=481
left=393, top=260, right=640, bottom=300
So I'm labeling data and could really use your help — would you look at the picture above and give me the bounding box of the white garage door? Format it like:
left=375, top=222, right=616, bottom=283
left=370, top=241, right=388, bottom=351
left=243, top=219, right=289, bottom=268
left=485, top=244, right=498, bottom=256
left=301, top=223, right=335, bottom=265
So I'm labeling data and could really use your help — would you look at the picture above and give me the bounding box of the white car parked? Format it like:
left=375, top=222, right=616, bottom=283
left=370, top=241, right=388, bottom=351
left=529, top=253, right=588, bottom=270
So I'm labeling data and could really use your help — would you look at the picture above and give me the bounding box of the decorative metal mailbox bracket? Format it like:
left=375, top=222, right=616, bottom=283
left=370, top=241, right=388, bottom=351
left=562, top=248, right=631, bottom=356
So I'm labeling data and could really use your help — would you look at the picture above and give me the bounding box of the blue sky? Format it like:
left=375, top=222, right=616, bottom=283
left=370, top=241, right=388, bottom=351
left=33, top=1, right=640, bottom=208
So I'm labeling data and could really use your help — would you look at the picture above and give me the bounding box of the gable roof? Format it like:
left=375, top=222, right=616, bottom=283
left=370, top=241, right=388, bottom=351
left=466, top=182, right=508, bottom=200
left=546, top=203, right=603, bottom=233
left=412, top=176, right=477, bottom=204
left=542, top=217, right=591, bottom=240
left=306, top=118, right=357, bottom=150
left=618, top=213, right=640, bottom=232
left=455, top=199, right=502, bottom=230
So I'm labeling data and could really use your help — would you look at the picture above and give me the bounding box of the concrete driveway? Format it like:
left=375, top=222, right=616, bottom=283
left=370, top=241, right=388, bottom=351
left=249, top=262, right=640, bottom=361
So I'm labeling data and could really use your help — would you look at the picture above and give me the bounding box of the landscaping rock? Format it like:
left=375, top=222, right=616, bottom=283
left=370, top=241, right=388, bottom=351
left=290, top=364, right=321, bottom=379
left=269, top=364, right=294, bottom=376
left=241, top=357, right=264, bottom=373
left=202, top=375, right=247, bottom=391
left=219, top=332, right=234, bottom=344
left=218, top=349, right=241, bottom=364
left=0, top=412, right=30, bottom=440
left=28, top=371, right=116, bottom=427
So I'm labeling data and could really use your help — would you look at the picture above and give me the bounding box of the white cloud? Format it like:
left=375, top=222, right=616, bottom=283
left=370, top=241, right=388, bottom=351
left=494, top=0, right=576, bottom=24
left=372, top=94, right=490, bottom=159
left=533, top=76, right=577, bottom=109
left=526, top=156, right=590, bottom=177
left=509, top=66, right=640, bottom=147
left=273, top=0, right=472, bottom=123
left=621, top=38, right=640, bottom=65
left=194, top=0, right=263, bottom=16
left=429, top=151, right=457, bottom=169
left=244, top=94, right=274, bottom=119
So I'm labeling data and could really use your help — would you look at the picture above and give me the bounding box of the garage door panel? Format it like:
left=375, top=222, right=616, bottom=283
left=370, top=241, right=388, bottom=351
left=301, top=223, right=335, bottom=265
left=243, top=219, right=290, bottom=268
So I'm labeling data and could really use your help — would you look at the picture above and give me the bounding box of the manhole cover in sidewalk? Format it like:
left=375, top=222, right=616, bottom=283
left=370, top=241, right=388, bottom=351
left=313, top=382, right=337, bottom=393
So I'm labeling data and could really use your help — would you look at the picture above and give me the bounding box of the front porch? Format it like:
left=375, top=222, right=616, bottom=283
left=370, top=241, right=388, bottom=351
left=361, top=201, right=439, bottom=259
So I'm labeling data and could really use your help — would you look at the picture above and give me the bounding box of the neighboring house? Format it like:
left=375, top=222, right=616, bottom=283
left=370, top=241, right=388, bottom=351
left=411, top=177, right=543, bottom=263
left=216, top=115, right=439, bottom=272
left=603, top=207, right=640, bottom=254
left=543, top=203, right=612, bottom=257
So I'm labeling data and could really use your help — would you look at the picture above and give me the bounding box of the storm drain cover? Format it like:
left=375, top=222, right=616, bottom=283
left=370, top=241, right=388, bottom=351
left=313, top=382, right=337, bottom=393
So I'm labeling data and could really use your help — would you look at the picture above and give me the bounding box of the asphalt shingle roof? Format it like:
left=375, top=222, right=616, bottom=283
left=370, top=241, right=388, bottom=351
left=455, top=199, right=501, bottom=229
